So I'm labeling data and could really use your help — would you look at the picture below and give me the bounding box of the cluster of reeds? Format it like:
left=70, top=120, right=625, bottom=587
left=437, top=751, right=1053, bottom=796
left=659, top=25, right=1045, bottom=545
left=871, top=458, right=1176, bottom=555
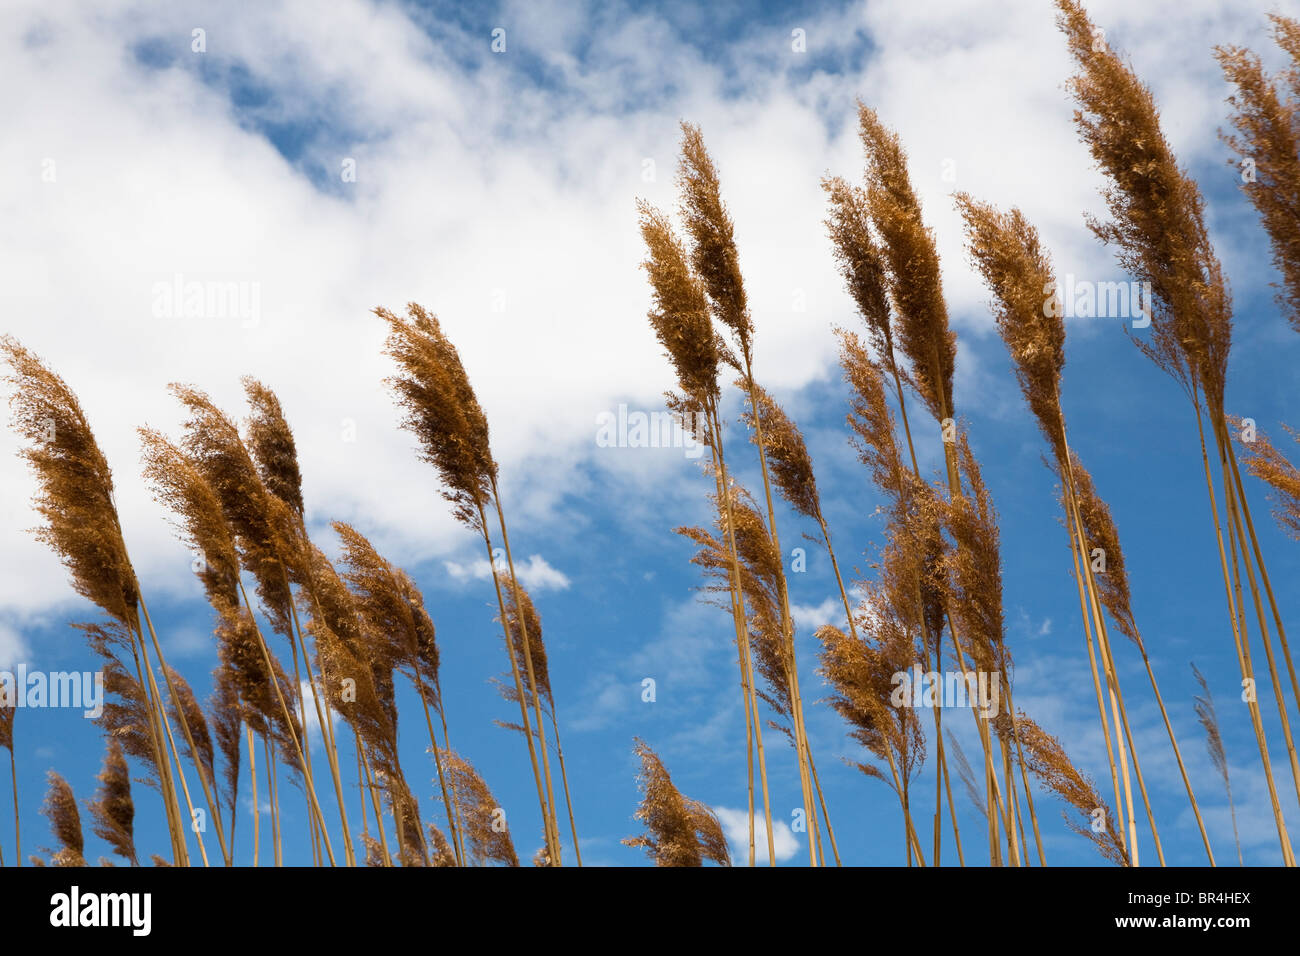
left=1, top=0, right=1298, bottom=870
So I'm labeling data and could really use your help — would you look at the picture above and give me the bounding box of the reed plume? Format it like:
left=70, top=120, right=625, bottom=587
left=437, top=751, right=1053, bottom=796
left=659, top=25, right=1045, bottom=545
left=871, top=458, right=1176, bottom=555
left=87, top=738, right=137, bottom=865
left=41, top=771, right=85, bottom=867
left=1192, top=663, right=1243, bottom=865
left=1217, top=19, right=1300, bottom=334
left=1233, top=421, right=1300, bottom=539
left=441, top=750, right=518, bottom=866
left=947, top=731, right=986, bottom=820
left=208, top=666, right=242, bottom=847
left=1016, top=712, right=1126, bottom=866
left=623, top=739, right=730, bottom=867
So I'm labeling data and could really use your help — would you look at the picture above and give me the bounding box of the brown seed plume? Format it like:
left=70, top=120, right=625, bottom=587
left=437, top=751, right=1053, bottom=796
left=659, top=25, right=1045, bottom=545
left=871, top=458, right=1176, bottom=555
left=378, top=303, right=496, bottom=532
left=623, top=738, right=730, bottom=867
left=1055, top=0, right=1231, bottom=408
left=499, top=583, right=551, bottom=713
left=1233, top=419, right=1300, bottom=539
left=41, top=771, right=85, bottom=867
left=857, top=105, right=955, bottom=422
left=241, top=377, right=306, bottom=517
left=946, top=730, right=987, bottom=820
left=955, top=194, right=1068, bottom=461
left=0, top=337, right=140, bottom=629
left=1216, top=26, right=1300, bottom=334
left=637, top=200, right=723, bottom=403
left=81, top=623, right=162, bottom=787
left=742, top=382, right=820, bottom=521
left=0, top=697, right=12, bottom=754
left=164, top=666, right=215, bottom=791
left=426, top=824, right=456, bottom=867
left=838, top=330, right=907, bottom=509
left=1016, top=711, right=1127, bottom=865
left=87, top=738, right=137, bottom=865
left=441, top=750, right=518, bottom=866
left=1063, top=453, right=1139, bottom=642
left=823, top=175, right=896, bottom=365
left=333, top=522, right=442, bottom=713
left=677, top=122, right=753, bottom=351
left=168, top=385, right=296, bottom=637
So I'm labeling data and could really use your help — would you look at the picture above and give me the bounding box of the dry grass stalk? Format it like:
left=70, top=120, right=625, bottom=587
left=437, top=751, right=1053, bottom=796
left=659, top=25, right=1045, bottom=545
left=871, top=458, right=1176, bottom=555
left=623, top=739, right=730, bottom=867
left=87, top=737, right=137, bottom=865
left=1192, top=664, right=1243, bottom=865
left=1234, top=421, right=1300, bottom=540
left=1, top=697, right=15, bottom=866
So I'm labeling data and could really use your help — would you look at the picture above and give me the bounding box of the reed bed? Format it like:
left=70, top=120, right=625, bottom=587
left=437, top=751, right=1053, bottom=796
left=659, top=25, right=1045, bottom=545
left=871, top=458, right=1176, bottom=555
left=0, top=0, right=1295, bottom=869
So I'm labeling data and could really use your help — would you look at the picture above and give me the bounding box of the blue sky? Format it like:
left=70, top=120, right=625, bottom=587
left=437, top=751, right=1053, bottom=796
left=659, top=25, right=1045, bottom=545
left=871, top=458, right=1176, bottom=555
left=1, top=0, right=1297, bottom=867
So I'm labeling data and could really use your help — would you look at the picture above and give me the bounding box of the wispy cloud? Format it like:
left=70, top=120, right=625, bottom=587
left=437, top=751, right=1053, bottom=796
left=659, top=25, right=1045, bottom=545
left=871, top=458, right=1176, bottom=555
left=443, top=553, right=571, bottom=592
left=713, top=806, right=801, bottom=864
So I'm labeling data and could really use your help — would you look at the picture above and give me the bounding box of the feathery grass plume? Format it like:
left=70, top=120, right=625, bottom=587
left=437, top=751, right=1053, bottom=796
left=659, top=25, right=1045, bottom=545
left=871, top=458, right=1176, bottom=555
left=0, top=337, right=141, bottom=628
left=427, top=824, right=456, bottom=867
left=947, top=730, right=987, bottom=820
left=1233, top=420, right=1300, bottom=540
left=1217, top=24, right=1300, bottom=334
left=333, top=520, right=465, bottom=863
left=87, top=738, right=137, bottom=865
left=742, top=383, right=819, bottom=521
left=823, top=175, right=895, bottom=363
left=856, top=105, right=955, bottom=423
left=1193, top=663, right=1243, bottom=865
left=442, top=750, right=518, bottom=866
left=1016, top=711, right=1126, bottom=865
left=0, top=699, right=11, bottom=753
left=208, top=665, right=242, bottom=841
left=164, top=667, right=216, bottom=799
left=1055, top=0, right=1229, bottom=407
left=41, top=772, right=85, bottom=867
left=636, top=201, right=723, bottom=404
left=623, top=739, right=730, bottom=867
left=241, top=377, right=305, bottom=518
left=677, top=122, right=752, bottom=354
left=838, top=331, right=910, bottom=512
left=82, top=623, right=162, bottom=785
left=149, top=855, right=170, bottom=867
left=954, top=194, right=1067, bottom=460
left=377, top=304, right=496, bottom=531
left=363, top=834, right=385, bottom=868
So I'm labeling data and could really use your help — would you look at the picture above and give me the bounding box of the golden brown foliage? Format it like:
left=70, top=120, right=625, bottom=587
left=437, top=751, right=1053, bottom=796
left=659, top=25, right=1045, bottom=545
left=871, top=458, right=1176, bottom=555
left=857, top=105, right=955, bottom=421
left=441, top=750, right=518, bottom=866
left=378, top=303, right=496, bottom=531
left=0, top=337, right=140, bottom=630
left=823, top=175, right=895, bottom=364
left=1056, top=0, right=1231, bottom=407
left=500, top=583, right=551, bottom=712
left=41, top=771, right=85, bottom=867
left=742, top=382, right=820, bottom=521
left=427, top=824, right=456, bottom=867
left=1217, top=26, right=1300, bottom=333
left=1233, top=420, right=1300, bottom=539
left=623, top=739, right=730, bottom=867
left=208, top=665, right=242, bottom=825
left=1065, top=453, right=1139, bottom=642
left=241, top=377, right=306, bottom=517
left=164, top=666, right=215, bottom=790
left=82, top=623, right=162, bottom=788
left=637, top=201, right=722, bottom=405
left=87, top=738, right=137, bottom=865
left=1192, top=663, right=1241, bottom=863
left=677, top=122, right=752, bottom=351
left=1016, top=711, right=1126, bottom=865
left=956, top=194, right=1067, bottom=461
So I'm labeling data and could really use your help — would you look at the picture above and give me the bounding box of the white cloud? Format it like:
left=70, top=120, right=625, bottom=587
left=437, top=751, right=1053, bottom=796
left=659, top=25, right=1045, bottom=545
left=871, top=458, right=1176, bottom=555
left=0, top=623, right=29, bottom=669
left=713, top=805, right=801, bottom=864
left=790, top=596, right=841, bottom=633
left=442, top=554, right=570, bottom=592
